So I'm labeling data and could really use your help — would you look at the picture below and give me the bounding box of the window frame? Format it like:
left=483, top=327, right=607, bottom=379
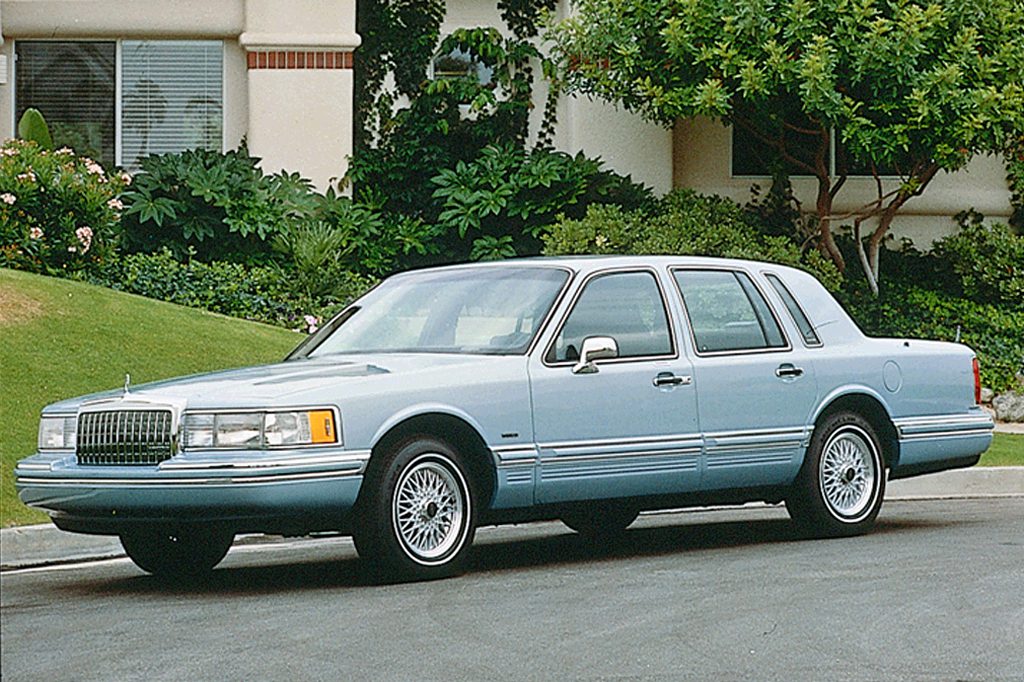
left=729, top=125, right=905, bottom=180
left=541, top=267, right=678, bottom=367
left=11, top=38, right=226, bottom=168
left=762, top=271, right=823, bottom=349
left=670, top=266, right=792, bottom=357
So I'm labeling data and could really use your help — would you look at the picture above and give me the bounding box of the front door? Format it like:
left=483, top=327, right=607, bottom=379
left=529, top=269, right=701, bottom=504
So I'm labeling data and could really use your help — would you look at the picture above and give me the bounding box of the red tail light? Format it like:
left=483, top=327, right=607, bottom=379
left=972, top=357, right=981, bottom=404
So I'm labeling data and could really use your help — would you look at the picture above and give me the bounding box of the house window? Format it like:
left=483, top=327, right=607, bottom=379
left=732, top=123, right=905, bottom=178
left=15, top=41, right=116, bottom=166
left=121, top=41, right=223, bottom=168
left=14, top=40, right=223, bottom=169
left=431, top=47, right=492, bottom=86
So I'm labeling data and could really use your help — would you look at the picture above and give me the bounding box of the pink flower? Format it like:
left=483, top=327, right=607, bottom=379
left=107, top=198, right=123, bottom=211
left=1, top=192, right=15, bottom=205
left=83, top=160, right=105, bottom=178
left=16, top=171, right=36, bottom=183
left=119, top=171, right=132, bottom=186
left=30, top=227, right=44, bottom=240
left=303, top=314, right=320, bottom=333
left=75, top=226, right=94, bottom=253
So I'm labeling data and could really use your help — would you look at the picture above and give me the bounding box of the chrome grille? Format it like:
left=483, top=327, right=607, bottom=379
left=76, top=410, right=174, bottom=465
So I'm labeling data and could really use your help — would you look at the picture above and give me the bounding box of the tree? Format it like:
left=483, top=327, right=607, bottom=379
left=550, top=0, right=1024, bottom=293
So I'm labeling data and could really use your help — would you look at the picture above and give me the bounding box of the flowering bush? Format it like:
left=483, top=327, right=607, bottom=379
left=0, top=138, right=127, bottom=274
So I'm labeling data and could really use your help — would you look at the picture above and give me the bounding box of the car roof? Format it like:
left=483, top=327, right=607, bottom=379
left=399, top=254, right=808, bottom=278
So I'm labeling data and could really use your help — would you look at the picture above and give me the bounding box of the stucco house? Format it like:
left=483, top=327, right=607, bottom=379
left=1, top=0, right=1012, bottom=246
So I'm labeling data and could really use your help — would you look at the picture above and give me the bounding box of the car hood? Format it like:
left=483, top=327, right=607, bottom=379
left=43, top=353, right=520, bottom=413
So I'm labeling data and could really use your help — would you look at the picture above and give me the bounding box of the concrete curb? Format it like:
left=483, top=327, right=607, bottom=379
left=3, top=467, right=1022, bottom=572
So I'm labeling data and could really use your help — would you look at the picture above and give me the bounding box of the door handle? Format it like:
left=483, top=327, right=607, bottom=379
left=653, top=372, right=692, bottom=387
left=775, top=363, right=804, bottom=378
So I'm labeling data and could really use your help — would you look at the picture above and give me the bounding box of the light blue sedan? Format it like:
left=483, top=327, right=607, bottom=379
left=16, top=256, right=994, bottom=580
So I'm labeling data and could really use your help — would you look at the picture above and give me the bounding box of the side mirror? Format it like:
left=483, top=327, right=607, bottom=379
left=572, top=336, right=618, bottom=375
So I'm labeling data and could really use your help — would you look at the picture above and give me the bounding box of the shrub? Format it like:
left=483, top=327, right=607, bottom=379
left=120, top=147, right=313, bottom=262
left=543, top=189, right=841, bottom=290
left=0, top=139, right=126, bottom=274
left=84, top=250, right=376, bottom=332
left=932, top=213, right=1024, bottom=309
left=432, top=143, right=653, bottom=261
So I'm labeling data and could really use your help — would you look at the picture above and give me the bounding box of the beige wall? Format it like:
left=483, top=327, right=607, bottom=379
left=674, top=117, right=1013, bottom=247
left=1, top=0, right=357, bottom=190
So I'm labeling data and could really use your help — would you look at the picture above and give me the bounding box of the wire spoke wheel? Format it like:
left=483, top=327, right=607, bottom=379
left=392, top=455, right=468, bottom=565
left=786, top=412, right=885, bottom=537
left=819, top=429, right=877, bottom=518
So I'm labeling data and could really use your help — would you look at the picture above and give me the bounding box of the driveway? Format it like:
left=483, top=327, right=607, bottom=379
left=2, top=498, right=1022, bottom=681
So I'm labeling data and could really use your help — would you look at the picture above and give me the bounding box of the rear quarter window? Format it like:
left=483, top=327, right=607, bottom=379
left=765, top=273, right=821, bottom=347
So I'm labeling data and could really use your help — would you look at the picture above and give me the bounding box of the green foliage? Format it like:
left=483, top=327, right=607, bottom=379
left=932, top=212, right=1024, bottom=308
left=543, top=189, right=841, bottom=290
left=120, top=147, right=309, bottom=262
left=354, top=0, right=446, bottom=149
left=1005, top=134, right=1024, bottom=232
left=0, top=139, right=126, bottom=274
left=16, top=108, right=53, bottom=149
left=432, top=143, right=652, bottom=260
left=85, top=249, right=376, bottom=331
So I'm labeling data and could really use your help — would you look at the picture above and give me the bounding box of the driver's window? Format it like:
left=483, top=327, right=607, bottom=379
left=548, top=271, right=673, bottom=363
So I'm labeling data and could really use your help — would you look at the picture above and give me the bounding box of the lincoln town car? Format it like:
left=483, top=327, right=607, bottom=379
left=15, top=256, right=994, bottom=580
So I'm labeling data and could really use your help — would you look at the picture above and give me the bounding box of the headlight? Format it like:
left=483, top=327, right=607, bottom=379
left=39, top=415, right=77, bottom=451
left=182, top=409, right=339, bottom=449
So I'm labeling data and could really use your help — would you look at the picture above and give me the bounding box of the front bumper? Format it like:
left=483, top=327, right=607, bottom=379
left=15, top=448, right=371, bottom=534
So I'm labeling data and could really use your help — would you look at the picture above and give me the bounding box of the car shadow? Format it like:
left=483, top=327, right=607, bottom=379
left=55, top=510, right=957, bottom=597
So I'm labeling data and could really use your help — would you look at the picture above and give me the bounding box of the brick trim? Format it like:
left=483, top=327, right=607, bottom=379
left=246, top=50, right=353, bottom=70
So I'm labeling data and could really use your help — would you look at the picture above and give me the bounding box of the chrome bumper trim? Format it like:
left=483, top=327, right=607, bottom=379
left=16, top=468, right=363, bottom=487
left=895, top=414, right=995, bottom=440
left=157, top=450, right=371, bottom=472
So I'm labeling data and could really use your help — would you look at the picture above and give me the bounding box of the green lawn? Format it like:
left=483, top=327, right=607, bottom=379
left=980, top=432, right=1024, bottom=467
left=1, top=268, right=300, bottom=527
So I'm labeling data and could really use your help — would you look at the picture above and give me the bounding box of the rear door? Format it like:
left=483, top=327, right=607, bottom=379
left=671, top=267, right=819, bottom=490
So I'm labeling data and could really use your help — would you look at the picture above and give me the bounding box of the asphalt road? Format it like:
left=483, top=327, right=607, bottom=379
left=2, top=499, right=1022, bottom=681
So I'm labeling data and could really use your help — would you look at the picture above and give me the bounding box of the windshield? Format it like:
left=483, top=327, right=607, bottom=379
left=305, top=266, right=569, bottom=356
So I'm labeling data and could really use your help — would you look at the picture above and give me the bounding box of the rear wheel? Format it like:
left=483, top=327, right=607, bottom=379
left=786, top=411, right=886, bottom=537
left=120, top=527, right=234, bottom=577
left=561, top=502, right=639, bottom=537
left=352, top=437, right=476, bottom=581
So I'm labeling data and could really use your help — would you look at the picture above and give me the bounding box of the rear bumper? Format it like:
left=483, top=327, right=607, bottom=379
left=15, top=448, right=370, bottom=535
left=890, top=412, right=994, bottom=479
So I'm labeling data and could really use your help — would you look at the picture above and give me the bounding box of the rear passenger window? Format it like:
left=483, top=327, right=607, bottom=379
left=673, top=269, right=787, bottom=353
left=765, top=273, right=821, bottom=346
left=549, top=271, right=673, bottom=362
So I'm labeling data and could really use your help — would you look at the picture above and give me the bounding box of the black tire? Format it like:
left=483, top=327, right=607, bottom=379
left=561, top=502, right=639, bottom=537
left=120, top=527, right=234, bottom=577
left=786, top=411, right=886, bottom=537
left=352, top=437, right=476, bottom=581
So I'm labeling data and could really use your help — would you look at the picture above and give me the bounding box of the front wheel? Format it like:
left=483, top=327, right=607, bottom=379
left=786, top=411, right=886, bottom=537
left=120, top=527, right=234, bottom=577
left=352, top=437, right=476, bottom=581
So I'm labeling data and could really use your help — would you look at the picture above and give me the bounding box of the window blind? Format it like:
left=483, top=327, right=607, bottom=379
left=120, top=41, right=223, bottom=169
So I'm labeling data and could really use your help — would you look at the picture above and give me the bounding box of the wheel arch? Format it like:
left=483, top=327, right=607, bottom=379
left=812, top=390, right=900, bottom=470
left=367, top=411, right=497, bottom=510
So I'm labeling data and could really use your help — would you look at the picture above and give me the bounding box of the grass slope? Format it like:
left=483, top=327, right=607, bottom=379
left=1, top=268, right=300, bottom=526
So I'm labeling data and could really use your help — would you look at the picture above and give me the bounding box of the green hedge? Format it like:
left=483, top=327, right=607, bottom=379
left=543, top=189, right=841, bottom=290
